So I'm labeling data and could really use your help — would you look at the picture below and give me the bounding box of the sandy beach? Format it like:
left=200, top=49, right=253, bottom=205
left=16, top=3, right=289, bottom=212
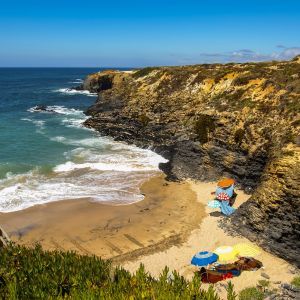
left=0, top=175, right=204, bottom=259
left=123, top=180, right=298, bottom=298
left=0, top=175, right=298, bottom=298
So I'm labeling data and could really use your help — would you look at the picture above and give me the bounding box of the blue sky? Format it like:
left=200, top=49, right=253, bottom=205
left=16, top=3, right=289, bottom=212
left=1, top=0, right=300, bottom=67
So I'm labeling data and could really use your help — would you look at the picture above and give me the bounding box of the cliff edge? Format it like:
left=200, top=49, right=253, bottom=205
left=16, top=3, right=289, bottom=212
left=82, top=58, right=300, bottom=266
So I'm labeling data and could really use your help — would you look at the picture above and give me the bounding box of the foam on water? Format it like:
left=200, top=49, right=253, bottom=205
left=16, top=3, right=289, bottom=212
left=55, top=88, right=97, bottom=97
left=0, top=119, right=168, bottom=212
left=27, top=105, right=89, bottom=130
left=0, top=143, right=166, bottom=212
left=21, top=118, right=45, bottom=128
left=61, top=117, right=89, bottom=129
left=21, top=118, right=46, bottom=133
left=28, top=105, right=85, bottom=115
left=0, top=70, right=167, bottom=213
left=69, top=79, right=84, bottom=84
left=0, top=171, right=150, bottom=212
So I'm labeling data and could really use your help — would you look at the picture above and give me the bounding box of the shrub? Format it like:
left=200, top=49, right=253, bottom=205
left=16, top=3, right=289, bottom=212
left=132, top=67, right=158, bottom=78
left=234, top=128, right=245, bottom=144
left=291, top=276, right=300, bottom=288
left=239, top=287, right=264, bottom=300
left=226, top=281, right=238, bottom=300
left=233, top=76, right=253, bottom=86
left=257, top=280, right=270, bottom=293
left=191, top=72, right=209, bottom=85
left=138, top=114, right=151, bottom=126
left=193, top=115, right=215, bottom=144
left=0, top=244, right=228, bottom=299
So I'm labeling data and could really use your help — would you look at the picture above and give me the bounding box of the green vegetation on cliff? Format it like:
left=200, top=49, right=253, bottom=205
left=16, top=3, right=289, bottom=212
left=0, top=244, right=225, bottom=299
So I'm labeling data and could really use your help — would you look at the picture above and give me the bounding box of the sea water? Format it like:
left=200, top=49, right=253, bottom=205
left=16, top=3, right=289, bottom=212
left=0, top=68, right=167, bottom=212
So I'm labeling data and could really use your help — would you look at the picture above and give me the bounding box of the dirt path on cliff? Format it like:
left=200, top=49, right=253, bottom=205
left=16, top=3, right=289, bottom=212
left=122, top=180, right=298, bottom=298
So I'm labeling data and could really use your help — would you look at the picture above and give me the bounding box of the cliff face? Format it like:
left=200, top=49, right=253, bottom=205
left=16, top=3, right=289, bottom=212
left=82, top=58, right=300, bottom=266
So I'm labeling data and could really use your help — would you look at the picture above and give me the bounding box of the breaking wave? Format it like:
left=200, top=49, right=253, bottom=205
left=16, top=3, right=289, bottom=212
left=69, top=79, right=84, bottom=84
left=0, top=131, right=168, bottom=212
left=28, top=105, right=84, bottom=115
left=54, top=88, right=97, bottom=97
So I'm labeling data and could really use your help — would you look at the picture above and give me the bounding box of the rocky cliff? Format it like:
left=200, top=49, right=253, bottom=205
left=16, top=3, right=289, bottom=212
left=81, top=58, right=300, bottom=266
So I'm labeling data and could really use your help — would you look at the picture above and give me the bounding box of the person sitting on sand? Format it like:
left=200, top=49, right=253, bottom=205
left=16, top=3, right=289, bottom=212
left=212, top=178, right=237, bottom=207
left=210, top=178, right=237, bottom=216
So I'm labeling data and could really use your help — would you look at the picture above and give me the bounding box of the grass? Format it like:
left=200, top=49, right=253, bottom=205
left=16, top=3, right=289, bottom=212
left=0, top=244, right=228, bottom=299
left=132, top=67, right=158, bottom=78
left=291, top=276, right=300, bottom=288
left=238, top=287, right=264, bottom=300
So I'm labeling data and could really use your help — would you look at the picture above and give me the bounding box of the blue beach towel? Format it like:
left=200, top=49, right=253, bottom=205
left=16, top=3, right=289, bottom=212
left=215, top=268, right=241, bottom=277
left=220, top=200, right=235, bottom=216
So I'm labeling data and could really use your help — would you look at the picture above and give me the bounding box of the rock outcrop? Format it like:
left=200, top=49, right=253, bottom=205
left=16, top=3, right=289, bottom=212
left=82, top=59, right=300, bottom=266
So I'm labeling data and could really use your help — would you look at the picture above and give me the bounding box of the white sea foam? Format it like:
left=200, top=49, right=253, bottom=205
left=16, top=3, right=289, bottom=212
left=54, top=137, right=108, bottom=148
left=0, top=168, right=155, bottom=212
left=54, top=161, right=155, bottom=172
left=48, top=105, right=84, bottom=115
left=0, top=136, right=168, bottom=213
left=54, top=88, right=97, bottom=97
left=21, top=117, right=33, bottom=122
left=21, top=118, right=45, bottom=132
left=28, top=105, right=84, bottom=116
left=61, top=117, right=88, bottom=129
left=21, top=118, right=45, bottom=127
left=50, top=136, right=67, bottom=143
left=69, top=79, right=83, bottom=84
left=54, top=141, right=167, bottom=172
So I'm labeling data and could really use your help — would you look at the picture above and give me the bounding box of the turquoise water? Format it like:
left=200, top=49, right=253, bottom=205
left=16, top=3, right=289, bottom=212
left=0, top=68, right=166, bottom=212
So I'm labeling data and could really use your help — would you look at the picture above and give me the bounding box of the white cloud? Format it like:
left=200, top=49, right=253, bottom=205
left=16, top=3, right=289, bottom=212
left=274, top=47, right=300, bottom=60
left=177, top=46, right=300, bottom=65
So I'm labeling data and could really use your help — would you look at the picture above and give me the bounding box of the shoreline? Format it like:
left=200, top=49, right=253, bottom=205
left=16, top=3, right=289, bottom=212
left=0, top=174, right=298, bottom=298
left=0, top=175, right=204, bottom=259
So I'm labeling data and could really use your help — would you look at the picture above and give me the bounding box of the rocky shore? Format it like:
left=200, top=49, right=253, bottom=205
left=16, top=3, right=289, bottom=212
left=81, top=58, right=300, bottom=266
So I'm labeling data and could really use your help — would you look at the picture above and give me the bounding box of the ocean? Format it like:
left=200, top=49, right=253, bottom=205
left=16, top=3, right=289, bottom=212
left=0, top=68, right=167, bottom=212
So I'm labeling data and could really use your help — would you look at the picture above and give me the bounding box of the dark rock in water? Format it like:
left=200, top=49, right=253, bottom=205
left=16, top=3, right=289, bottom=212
left=71, top=84, right=84, bottom=91
left=32, top=105, right=57, bottom=113
left=33, top=105, right=48, bottom=112
left=81, top=59, right=300, bottom=267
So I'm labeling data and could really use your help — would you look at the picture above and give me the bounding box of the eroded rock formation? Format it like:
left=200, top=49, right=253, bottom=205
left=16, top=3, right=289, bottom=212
left=82, top=58, right=300, bottom=266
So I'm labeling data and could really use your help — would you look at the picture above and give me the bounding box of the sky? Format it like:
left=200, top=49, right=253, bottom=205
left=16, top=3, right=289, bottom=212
left=0, top=0, right=300, bottom=67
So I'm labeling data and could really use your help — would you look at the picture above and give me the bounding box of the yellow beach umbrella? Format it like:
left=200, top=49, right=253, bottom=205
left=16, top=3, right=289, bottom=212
left=233, top=243, right=261, bottom=257
left=214, top=246, right=238, bottom=262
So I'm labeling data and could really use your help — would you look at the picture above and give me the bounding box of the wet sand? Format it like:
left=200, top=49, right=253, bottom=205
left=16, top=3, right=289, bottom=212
left=0, top=175, right=204, bottom=259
